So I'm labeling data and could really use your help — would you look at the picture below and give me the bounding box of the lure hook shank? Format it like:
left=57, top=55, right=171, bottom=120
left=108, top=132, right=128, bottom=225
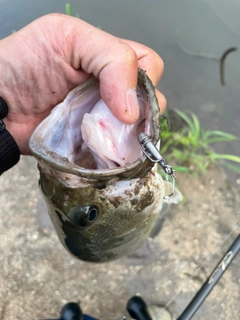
left=137, top=119, right=175, bottom=199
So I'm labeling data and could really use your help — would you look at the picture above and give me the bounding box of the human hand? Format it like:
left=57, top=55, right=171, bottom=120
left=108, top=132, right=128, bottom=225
left=0, top=13, right=166, bottom=155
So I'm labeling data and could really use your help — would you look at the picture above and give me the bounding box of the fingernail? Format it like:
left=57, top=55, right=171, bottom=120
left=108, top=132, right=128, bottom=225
left=125, top=88, right=140, bottom=122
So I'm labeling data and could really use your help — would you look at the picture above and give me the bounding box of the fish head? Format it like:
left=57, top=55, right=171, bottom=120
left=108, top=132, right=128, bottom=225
left=38, top=163, right=164, bottom=262
left=30, top=69, right=176, bottom=262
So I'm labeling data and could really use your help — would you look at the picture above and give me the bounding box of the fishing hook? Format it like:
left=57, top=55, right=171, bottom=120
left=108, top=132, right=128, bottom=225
left=136, top=118, right=176, bottom=199
left=160, top=113, right=171, bottom=130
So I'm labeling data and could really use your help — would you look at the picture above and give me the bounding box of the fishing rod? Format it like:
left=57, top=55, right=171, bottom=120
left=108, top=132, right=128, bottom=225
left=128, top=234, right=240, bottom=320
left=43, top=233, right=240, bottom=320
left=176, top=233, right=240, bottom=320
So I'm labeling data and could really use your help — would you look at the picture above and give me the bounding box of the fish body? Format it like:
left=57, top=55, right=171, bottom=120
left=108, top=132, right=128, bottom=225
left=29, top=69, right=181, bottom=262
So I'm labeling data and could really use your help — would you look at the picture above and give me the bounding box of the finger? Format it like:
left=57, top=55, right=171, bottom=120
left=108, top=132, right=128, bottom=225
left=122, top=39, right=164, bottom=86
left=55, top=16, right=140, bottom=124
left=82, top=41, right=140, bottom=124
left=50, top=15, right=163, bottom=124
left=97, top=41, right=140, bottom=124
left=155, top=89, right=167, bottom=113
left=96, top=40, right=165, bottom=123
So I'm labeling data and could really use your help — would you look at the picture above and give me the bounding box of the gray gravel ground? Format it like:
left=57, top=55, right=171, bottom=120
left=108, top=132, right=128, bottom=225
left=0, top=156, right=239, bottom=320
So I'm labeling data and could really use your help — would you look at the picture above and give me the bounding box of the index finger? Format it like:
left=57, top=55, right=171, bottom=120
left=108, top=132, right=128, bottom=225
left=122, top=39, right=164, bottom=86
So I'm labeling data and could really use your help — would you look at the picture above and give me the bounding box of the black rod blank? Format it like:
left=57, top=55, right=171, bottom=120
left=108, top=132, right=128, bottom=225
left=177, top=233, right=240, bottom=320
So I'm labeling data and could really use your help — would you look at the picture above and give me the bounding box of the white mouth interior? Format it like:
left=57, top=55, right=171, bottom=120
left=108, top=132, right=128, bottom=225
left=38, top=87, right=147, bottom=170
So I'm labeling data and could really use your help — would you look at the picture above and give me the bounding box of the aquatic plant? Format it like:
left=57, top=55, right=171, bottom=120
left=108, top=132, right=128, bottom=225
left=65, top=3, right=79, bottom=18
left=65, top=3, right=100, bottom=28
left=160, top=110, right=240, bottom=175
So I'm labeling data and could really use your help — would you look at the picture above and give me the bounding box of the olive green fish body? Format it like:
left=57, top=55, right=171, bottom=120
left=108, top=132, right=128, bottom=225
left=39, top=163, right=164, bottom=262
left=30, top=69, right=180, bottom=262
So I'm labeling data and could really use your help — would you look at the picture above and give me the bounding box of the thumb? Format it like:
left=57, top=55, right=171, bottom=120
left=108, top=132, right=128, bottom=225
left=68, top=18, right=140, bottom=123
left=98, top=43, right=140, bottom=124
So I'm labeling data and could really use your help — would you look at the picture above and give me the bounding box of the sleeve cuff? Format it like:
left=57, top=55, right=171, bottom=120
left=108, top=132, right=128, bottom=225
left=0, top=125, right=20, bottom=175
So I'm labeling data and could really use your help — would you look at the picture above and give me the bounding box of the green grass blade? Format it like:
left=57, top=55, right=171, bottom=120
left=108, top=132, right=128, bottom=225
left=65, top=3, right=73, bottom=16
left=159, top=109, right=240, bottom=177
left=222, top=162, right=240, bottom=173
left=172, top=166, right=192, bottom=173
left=160, top=139, right=174, bottom=154
left=204, top=130, right=238, bottom=140
left=205, top=137, right=239, bottom=144
left=175, top=110, right=195, bottom=133
left=211, top=153, right=240, bottom=163
left=171, top=148, right=189, bottom=161
left=192, top=113, right=201, bottom=141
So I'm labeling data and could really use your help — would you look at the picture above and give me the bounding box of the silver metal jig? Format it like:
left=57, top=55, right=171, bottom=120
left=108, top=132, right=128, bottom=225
left=137, top=118, right=176, bottom=199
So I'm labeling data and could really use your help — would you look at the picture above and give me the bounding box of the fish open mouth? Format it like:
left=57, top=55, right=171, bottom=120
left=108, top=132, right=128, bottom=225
left=29, top=69, right=161, bottom=180
left=29, top=70, right=165, bottom=262
left=47, top=85, right=147, bottom=170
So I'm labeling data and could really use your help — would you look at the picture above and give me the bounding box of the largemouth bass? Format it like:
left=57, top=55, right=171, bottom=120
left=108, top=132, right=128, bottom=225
left=29, top=69, right=181, bottom=262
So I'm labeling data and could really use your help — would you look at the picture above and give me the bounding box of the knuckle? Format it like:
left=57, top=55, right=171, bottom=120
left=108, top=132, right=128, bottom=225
left=118, top=41, right=138, bottom=66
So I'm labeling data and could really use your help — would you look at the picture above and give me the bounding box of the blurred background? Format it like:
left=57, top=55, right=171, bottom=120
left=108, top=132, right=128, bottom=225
left=0, top=1, right=239, bottom=319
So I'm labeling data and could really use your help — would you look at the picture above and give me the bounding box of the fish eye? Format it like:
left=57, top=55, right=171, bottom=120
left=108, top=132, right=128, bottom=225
left=69, top=205, right=98, bottom=227
left=88, top=207, right=98, bottom=222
